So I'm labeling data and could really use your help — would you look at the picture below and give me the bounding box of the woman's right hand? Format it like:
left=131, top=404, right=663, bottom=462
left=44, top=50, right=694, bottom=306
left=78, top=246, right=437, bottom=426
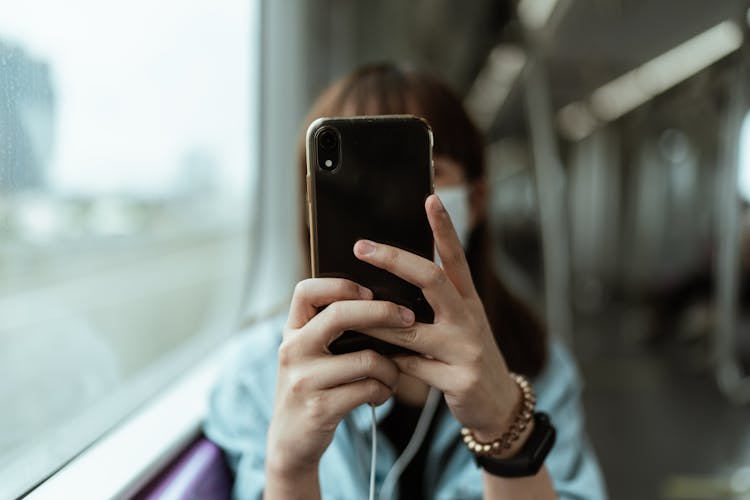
left=265, top=278, right=414, bottom=488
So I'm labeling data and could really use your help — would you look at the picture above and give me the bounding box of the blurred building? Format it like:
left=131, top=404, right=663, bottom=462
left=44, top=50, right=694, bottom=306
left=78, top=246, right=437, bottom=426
left=0, top=39, right=55, bottom=191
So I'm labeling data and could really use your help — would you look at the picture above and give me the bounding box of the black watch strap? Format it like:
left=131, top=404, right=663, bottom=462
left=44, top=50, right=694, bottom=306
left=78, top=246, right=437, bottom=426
left=474, top=412, right=556, bottom=478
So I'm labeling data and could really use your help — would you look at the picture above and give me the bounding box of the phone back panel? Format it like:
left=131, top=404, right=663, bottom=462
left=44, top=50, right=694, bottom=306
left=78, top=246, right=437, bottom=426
left=307, top=116, right=434, bottom=353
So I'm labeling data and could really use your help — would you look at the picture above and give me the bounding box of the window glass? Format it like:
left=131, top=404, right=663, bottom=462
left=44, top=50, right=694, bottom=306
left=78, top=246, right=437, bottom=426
left=0, top=1, right=257, bottom=496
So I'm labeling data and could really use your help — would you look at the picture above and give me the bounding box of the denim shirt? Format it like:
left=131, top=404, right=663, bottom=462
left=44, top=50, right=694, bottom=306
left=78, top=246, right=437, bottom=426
left=204, top=314, right=608, bottom=499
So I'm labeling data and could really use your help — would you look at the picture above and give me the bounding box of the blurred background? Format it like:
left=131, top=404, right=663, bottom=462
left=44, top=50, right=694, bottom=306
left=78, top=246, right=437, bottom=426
left=2, top=1, right=750, bottom=499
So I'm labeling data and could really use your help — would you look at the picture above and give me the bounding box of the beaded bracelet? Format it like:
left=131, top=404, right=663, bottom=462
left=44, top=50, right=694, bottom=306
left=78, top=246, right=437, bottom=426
left=460, top=372, right=536, bottom=456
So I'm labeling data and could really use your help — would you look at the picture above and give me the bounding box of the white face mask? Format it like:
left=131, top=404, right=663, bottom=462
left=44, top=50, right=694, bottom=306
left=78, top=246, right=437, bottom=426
left=434, top=185, right=471, bottom=263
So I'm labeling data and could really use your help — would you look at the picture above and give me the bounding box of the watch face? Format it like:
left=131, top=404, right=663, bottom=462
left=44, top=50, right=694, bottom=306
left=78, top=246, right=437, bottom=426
left=476, top=413, right=556, bottom=478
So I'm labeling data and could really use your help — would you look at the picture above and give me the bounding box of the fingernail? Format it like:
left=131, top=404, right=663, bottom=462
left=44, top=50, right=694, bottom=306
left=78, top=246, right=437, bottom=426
left=355, top=240, right=376, bottom=256
left=358, top=286, right=373, bottom=299
left=400, top=307, right=415, bottom=324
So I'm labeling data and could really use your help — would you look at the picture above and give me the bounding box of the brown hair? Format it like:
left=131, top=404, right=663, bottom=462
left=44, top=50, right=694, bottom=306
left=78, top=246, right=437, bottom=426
left=298, top=63, right=548, bottom=377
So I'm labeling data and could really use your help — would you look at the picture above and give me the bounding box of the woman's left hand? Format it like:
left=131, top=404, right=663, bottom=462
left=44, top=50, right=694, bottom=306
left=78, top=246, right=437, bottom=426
left=353, top=194, right=520, bottom=441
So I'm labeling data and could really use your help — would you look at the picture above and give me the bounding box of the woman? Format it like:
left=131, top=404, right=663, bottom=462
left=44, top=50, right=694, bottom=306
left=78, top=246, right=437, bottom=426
left=205, top=63, right=607, bottom=499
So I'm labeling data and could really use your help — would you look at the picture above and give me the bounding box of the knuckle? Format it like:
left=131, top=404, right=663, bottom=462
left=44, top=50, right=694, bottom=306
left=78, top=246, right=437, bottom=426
left=306, top=393, right=328, bottom=421
left=293, top=279, right=310, bottom=298
left=332, top=279, right=353, bottom=297
left=358, top=349, right=379, bottom=372
left=365, top=301, right=390, bottom=323
left=366, top=379, right=384, bottom=398
left=400, top=355, right=420, bottom=373
left=464, top=344, right=483, bottom=364
left=345, top=279, right=362, bottom=297
left=385, top=364, right=400, bottom=386
left=289, top=371, right=311, bottom=395
left=387, top=246, right=399, bottom=264
left=277, top=340, right=297, bottom=368
left=379, top=301, right=399, bottom=321
left=456, top=370, right=480, bottom=393
left=404, top=355, right=418, bottom=371
left=397, top=327, right=418, bottom=345
left=325, top=301, right=345, bottom=325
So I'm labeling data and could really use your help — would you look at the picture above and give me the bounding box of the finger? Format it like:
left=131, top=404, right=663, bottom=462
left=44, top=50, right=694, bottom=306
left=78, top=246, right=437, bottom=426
left=358, top=323, right=442, bottom=359
left=325, top=379, right=394, bottom=417
left=303, top=299, right=416, bottom=351
left=353, top=239, right=463, bottom=315
left=287, top=278, right=373, bottom=329
left=426, top=194, right=475, bottom=297
left=392, top=355, right=453, bottom=392
left=306, top=349, right=400, bottom=390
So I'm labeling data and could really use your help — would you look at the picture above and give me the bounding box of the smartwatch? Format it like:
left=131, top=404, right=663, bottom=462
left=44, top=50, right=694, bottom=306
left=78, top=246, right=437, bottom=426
left=474, top=412, right=556, bottom=478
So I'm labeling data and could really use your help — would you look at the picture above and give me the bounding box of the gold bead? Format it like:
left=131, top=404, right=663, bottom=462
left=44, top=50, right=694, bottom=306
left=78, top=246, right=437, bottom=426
left=461, top=373, right=537, bottom=458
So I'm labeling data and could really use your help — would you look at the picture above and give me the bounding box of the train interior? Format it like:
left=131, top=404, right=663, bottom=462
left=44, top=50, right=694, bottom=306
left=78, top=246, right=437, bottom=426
left=2, top=0, right=750, bottom=499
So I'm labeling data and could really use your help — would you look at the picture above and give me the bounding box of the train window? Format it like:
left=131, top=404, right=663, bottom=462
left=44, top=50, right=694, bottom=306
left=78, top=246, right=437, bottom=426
left=0, top=1, right=258, bottom=497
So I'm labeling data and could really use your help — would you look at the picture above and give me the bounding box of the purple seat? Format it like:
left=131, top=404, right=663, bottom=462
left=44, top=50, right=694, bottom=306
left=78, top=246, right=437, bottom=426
left=134, top=436, right=232, bottom=500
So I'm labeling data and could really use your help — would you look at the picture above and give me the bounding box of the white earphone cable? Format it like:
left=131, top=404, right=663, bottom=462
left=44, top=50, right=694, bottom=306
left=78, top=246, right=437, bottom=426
left=371, top=387, right=441, bottom=500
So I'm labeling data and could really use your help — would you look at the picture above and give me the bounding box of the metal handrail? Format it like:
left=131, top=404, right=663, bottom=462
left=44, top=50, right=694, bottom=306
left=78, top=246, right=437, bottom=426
left=714, top=29, right=750, bottom=405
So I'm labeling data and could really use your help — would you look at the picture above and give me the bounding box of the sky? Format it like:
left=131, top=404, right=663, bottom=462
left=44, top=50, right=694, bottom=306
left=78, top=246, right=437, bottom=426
left=0, top=0, right=257, bottom=198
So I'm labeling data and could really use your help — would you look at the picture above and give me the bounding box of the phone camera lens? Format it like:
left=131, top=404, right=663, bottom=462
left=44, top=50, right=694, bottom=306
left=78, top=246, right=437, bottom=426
left=316, top=127, right=340, bottom=172
left=319, top=129, right=337, bottom=151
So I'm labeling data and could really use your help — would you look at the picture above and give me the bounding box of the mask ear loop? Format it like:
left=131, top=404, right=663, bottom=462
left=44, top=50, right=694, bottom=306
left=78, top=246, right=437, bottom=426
left=374, top=387, right=442, bottom=500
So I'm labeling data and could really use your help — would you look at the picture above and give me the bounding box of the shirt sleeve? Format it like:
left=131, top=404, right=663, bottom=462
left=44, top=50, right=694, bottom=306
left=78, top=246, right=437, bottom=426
left=536, top=340, right=609, bottom=500
left=203, top=329, right=280, bottom=500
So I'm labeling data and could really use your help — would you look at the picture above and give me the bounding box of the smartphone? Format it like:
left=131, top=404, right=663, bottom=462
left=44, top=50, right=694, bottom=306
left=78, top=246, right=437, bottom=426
left=306, top=115, right=435, bottom=355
